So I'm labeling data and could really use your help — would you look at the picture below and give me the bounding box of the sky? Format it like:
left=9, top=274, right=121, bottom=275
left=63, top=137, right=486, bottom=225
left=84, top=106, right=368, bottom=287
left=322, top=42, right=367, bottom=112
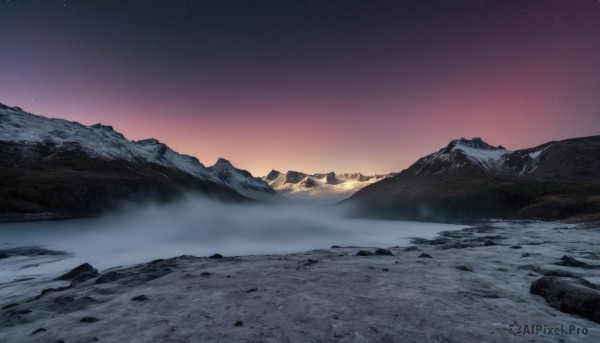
left=1, top=0, right=599, bottom=176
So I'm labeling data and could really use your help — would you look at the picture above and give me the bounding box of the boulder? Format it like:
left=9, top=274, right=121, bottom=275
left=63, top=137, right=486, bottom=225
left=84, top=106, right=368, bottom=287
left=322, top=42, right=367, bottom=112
left=558, top=255, right=599, bottom=269
left=374, top=248, right=393, bottom=256
left=131, top=295, right=149, bottom=301
left=95, top=271, right=127, bottom=284
left=55, top=263, right=98, bottom=285
left=530, top=276, right=600, bottom=323
left=80, top=316, right=99, bottom=323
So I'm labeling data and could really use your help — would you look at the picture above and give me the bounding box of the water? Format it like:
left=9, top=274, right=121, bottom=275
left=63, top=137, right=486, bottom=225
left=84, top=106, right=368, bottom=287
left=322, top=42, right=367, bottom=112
left=0, top=195, right=464, bottom=286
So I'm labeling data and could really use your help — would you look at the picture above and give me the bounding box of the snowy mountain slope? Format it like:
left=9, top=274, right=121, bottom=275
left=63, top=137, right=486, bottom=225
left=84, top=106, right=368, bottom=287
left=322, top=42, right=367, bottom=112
left=208, top=158, right=276, bottom=199
left=0, top=103, right=218, bottom=182
left=346, top=136, right=600, bottom=222
left=0, top=102, right=272, bottom=220
left=413, top=137, right=551, bottom=176
left=263, top=170, right=395, bottom=200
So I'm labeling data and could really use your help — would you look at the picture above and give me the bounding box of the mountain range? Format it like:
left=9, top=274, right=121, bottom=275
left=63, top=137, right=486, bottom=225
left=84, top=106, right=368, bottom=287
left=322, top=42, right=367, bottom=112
left=346, top=136, right=600, bottom=222
left=0, top=103, right=274, bottom=221
left=262, top=170, right=395, bottom=200
left=2, top=101, right=599, bottom=223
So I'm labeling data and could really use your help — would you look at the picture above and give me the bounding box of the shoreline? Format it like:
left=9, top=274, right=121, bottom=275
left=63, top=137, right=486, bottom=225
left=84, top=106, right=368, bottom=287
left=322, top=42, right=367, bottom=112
left=1, top=221, right=599, bottom=342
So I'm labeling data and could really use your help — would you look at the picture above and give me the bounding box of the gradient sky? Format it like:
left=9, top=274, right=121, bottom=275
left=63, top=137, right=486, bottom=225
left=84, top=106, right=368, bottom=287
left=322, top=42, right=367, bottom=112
left=1, top=0, right=599, bottom=175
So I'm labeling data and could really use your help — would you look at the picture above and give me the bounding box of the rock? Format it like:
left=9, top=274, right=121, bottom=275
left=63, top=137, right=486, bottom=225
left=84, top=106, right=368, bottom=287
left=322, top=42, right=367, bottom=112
left=201, top=272, right=211, bottom=277
left=484, top=240, right=496, bottom=246
left=54, top=340, right=66, bottom=343
left=209, top=253, right=223, bottom=259
left=413, top=238, right=449, bottom=245
left=544, top=270, right=577, bottom=277
left=330, top=245, right=341, bottom=249
left=1, top=303, right=19, bottom=310
left=382, top=268, right=390, bottom=272
left=374, top=248, right=393, bottom=256
left=404, top=246, right=420, bottom=252
left=131, top=295, right=149, bottom=301
left=510, top=245, right=522, bottom=249
left=55, top=263, right=98, bottom=284
left=234, top=320, right=244, bottom=327
left=38, top=285, right=71, bottom=298
left=0, top=253, right=8, bottom=259
left=418, top=253, right=433, bottom=258
left=80, top=316, right=99, bottom=323
left=246, top=288, right=258, bottom=293
left=530, top=276, right=600, bottom=323
left=304, top=259, right=319, bottom=266
left=95, top=271, right=126, bottom=284
left=558, top=255, right=599, bottom=269
left=356, top=250, right=374, bottom=256
left=560, top=255, right=586, bottom=267
left=521, top=253, right=531, bottom=257
left=456, top=266, right=472, bottom=272
left=31, top=328, right=46, bottom=334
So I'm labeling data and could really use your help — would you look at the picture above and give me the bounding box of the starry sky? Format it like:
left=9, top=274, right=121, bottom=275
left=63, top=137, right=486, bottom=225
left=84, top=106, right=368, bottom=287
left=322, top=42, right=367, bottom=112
left=1, top=0, right=599, bottom=175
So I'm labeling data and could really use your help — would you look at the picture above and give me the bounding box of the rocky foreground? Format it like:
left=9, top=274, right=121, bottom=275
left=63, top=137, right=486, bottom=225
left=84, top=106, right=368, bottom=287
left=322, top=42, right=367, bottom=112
left=1, top=221, right=599, bottom=342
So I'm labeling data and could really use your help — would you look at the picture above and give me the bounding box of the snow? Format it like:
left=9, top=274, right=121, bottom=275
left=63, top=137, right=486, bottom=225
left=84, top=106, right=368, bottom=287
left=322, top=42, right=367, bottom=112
left=208, top=159, right=274, bottom=199
left=452, top=142, right=510, bottom=170
left=0, top=106, right=220, bottom=182
left=528, top=145, right=551, bottom=159
left=1, top=219, right=598, bottom=342
left=265, top=172, right=389, bottom=202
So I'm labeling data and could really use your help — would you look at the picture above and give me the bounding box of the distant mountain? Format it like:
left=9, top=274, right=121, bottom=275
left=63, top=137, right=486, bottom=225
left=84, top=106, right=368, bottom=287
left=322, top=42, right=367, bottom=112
left=263, top=170, right=395, bottom=200
left=346, top=136, right=600, bottom=222
left=208, top=158, right=276, bottom=199
left=0, top=102, right=272, bottom=221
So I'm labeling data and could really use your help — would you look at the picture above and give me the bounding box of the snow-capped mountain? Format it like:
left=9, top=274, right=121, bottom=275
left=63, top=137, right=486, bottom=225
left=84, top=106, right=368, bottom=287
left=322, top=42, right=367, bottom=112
left=347, top=136, right=600, bottom=222
left=208, top=158, right=276, bottom=199
left=0, top=103, right=219, bottom=181
left=0, top=102, right=272, bottom=220
left=263, top=170, right=395, bottom=200
left=412, top=137, right=548, bottom=176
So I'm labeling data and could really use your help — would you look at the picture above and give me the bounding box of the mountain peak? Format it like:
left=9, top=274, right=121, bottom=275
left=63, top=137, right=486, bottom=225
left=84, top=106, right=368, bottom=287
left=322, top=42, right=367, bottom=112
left=214, top=158, right=233, bottom=167
left=447, top=137, right=505, bottom=151
left=90, top=123, right=116, bottom=131
left=285, top=171, right=307, bottom=184
left=136, top=138, right=163, bottom=146
left=324, top=172, right=341, bottom=185
left=0, top=102, right=24, bottom=112
left=265, top=169, right=281, bottom=181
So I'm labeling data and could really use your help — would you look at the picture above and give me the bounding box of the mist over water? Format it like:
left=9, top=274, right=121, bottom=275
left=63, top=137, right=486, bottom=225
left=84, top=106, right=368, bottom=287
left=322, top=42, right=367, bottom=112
left=0, top=195, right=463, bottom=283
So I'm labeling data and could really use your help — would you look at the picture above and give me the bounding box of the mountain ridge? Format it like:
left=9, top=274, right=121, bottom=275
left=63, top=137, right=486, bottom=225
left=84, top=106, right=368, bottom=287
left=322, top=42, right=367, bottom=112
left=263, top=170, right=396, bottom=200
left=0, top=102, right=274, bottom=221
left=346, top=136, right=600, bottom=222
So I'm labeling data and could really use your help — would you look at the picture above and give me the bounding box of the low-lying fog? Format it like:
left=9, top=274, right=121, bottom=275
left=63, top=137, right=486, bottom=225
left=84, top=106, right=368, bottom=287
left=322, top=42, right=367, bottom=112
left=0, top=195, right=463, bottom=285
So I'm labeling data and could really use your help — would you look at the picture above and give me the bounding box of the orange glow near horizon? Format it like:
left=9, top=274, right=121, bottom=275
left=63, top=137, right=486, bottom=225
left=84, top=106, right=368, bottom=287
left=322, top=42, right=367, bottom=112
left=1, top=1, right=599, bottom=176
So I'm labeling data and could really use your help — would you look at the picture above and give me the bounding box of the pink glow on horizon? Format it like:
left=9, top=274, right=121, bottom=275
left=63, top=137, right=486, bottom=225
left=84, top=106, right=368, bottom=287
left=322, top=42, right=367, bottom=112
left=1, top=1, right=599, bottom=176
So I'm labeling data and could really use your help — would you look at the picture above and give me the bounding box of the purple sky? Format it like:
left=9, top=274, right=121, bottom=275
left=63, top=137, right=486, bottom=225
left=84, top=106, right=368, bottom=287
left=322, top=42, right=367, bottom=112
left=1, top=0, right=599, bottom=175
